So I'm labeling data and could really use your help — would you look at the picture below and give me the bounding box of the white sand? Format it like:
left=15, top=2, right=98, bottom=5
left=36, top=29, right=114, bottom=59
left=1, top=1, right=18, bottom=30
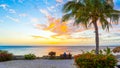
left=0, top=59, right=76, bottom=68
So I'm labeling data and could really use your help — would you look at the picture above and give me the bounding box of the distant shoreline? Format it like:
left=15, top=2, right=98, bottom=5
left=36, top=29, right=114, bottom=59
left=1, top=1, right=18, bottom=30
left=0, top=45, right=119, bottom=47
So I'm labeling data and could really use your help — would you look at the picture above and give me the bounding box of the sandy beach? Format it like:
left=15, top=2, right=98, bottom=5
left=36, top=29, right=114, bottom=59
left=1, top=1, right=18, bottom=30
left=0, top=59, right=76, bottom=68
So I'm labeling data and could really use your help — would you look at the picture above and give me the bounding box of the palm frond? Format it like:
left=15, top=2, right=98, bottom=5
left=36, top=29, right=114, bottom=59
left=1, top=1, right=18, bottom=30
left=62, top=0, right=120, bottom=30
left=62, top=13, right=73, bottom=22
left=100, top=16, right=112, bottom=31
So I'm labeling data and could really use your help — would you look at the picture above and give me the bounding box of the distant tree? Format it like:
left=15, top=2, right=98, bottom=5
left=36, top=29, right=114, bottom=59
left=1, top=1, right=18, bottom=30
left=49, top=51, right=56, bottom=56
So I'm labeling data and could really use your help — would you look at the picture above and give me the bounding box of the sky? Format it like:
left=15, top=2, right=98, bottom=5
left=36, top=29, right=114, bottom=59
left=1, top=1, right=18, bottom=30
left=0, top=0, right=120, bottom=46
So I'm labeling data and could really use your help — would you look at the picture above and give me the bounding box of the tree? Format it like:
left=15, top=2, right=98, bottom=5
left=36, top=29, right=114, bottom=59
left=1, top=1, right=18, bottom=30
left=62, top=0, right=120, bottom=54
left=48, top=51, right=56, bottom=56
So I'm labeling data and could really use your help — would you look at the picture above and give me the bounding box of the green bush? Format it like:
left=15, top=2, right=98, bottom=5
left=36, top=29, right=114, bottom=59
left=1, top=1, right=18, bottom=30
left=0, top=50, right=13, bottom=62
left=74, top=48, right=117, bottom=68
left=24, top=54, right=36, bottom=60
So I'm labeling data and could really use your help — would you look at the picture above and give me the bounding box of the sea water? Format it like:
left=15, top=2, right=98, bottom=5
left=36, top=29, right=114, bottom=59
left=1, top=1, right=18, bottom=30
left=0, top=45, right=116, bottom=57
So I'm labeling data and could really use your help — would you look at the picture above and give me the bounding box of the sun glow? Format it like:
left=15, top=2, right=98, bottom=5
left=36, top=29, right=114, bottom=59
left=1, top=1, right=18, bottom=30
left=0, top=0, right=120, bottom=46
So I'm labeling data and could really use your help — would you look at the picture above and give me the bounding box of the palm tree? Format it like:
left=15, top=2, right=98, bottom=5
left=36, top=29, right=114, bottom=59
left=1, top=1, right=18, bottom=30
left=62, top=0, right=120, bottom=54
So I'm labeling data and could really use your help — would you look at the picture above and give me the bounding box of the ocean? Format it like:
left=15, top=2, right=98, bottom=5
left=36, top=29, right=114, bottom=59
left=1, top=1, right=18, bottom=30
left=0, top=46, right=116, bottom=57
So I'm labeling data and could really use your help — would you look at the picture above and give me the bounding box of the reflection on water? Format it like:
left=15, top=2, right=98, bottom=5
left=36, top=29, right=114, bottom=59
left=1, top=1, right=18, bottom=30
left=0, top=46, right=115, bottom=57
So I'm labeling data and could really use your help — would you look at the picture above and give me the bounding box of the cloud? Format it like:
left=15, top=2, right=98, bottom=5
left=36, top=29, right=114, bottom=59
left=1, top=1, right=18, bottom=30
left=6, top=16, right=20, bottom=23
left=18, top=0, right=24, bottom=3
left=0, top=4, right=16, bottom=14
left=33, top=30, right=57, bottom=38
left=56, top=0, right=63, bottom=3
left=47, top=3, right=62, bottom=12
left=32, top=35, right=46, bottom=39
left=51, top=34, right=70, bottom=39
left=39, top=9, right=51, bottom=17
left=40, top=3, right=62, bottom=17
left=34, top=24, right=47, bottom=29
left=33, top=14, right=85, bottom=39
left=43, top=18, right=71, bottom=34
left=19, top=13, right=27, bottom=17
left=70, top=30, right=95, bottom=38
left=30, top=18, right=39, bottom=23
left=33, top=18, right=74, bottom=39
left=47, top=6, right=55, bottom=11
left=0, top=4, right=8, bottom=9
left=9, top=9, right=16, bottom=13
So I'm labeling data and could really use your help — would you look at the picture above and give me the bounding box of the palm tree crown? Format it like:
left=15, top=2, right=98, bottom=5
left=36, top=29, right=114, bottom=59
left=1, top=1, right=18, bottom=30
left=62, top=0, right=120, bottom=54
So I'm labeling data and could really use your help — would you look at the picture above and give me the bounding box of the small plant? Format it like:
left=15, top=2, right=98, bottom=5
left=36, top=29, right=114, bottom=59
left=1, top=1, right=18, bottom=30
left=89, top=47, right=112, bottom=55
left=24, top=54, right=36, bottom=60
left=0, top=50, right=13, bottom=62
left=104, top=47, right=112, bottom=55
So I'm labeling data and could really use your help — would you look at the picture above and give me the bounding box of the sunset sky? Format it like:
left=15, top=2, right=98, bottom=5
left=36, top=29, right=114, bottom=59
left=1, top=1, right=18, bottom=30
left=0, top=0, right=120, bottom=46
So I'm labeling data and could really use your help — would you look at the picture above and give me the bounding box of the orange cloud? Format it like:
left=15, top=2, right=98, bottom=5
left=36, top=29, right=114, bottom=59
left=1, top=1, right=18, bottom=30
left=32, top=35, right=46, bottom=39
left=44, top=18, right=70, bottom=35
left=33, top=13, right=96, bottom=41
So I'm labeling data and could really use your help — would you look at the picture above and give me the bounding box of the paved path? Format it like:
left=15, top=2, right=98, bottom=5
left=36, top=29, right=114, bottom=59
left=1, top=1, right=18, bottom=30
left=0, top=59, right=119, bottom=68
left=0, top=59, right=77, bottom=68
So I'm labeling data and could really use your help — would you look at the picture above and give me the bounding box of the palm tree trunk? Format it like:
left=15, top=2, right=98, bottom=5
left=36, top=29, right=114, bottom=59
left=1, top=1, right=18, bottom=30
left=93, top=22, right=99, bottom=55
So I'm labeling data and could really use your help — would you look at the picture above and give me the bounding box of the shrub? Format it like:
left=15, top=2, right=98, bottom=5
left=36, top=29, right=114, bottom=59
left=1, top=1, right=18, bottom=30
left=24, top=54, right=36, bottom=60
left=0, top=50, right=13, bottom=62
left=74, top=48, right=117, bottom=68
left=48, top=51, right=56, bottom=56
left=48, top=51, right=56, bottom=59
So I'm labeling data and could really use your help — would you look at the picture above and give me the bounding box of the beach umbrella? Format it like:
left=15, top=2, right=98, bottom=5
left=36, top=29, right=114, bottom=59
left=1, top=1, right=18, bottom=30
left=112, top=46, right=120, bottom=53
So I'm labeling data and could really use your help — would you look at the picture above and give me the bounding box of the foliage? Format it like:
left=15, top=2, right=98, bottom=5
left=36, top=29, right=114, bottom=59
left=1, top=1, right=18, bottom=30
left=48, top=51, right=56, bottom=59
left=112, top=46, right=120, bottom=53
left=104, top=47, right=112, bottom=55
left=49, top=51, right=56, bottom=56
left=90, top=47, right=112, bottom=55
left=0, top=50, right=13, bottom=62
left=74, top=48, right=117, bottom=68
left=62, top=0, right=120, bottom=54
left=24, top=54, right=36, bottom=60
left=62, top=0, right=120, bottom=29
